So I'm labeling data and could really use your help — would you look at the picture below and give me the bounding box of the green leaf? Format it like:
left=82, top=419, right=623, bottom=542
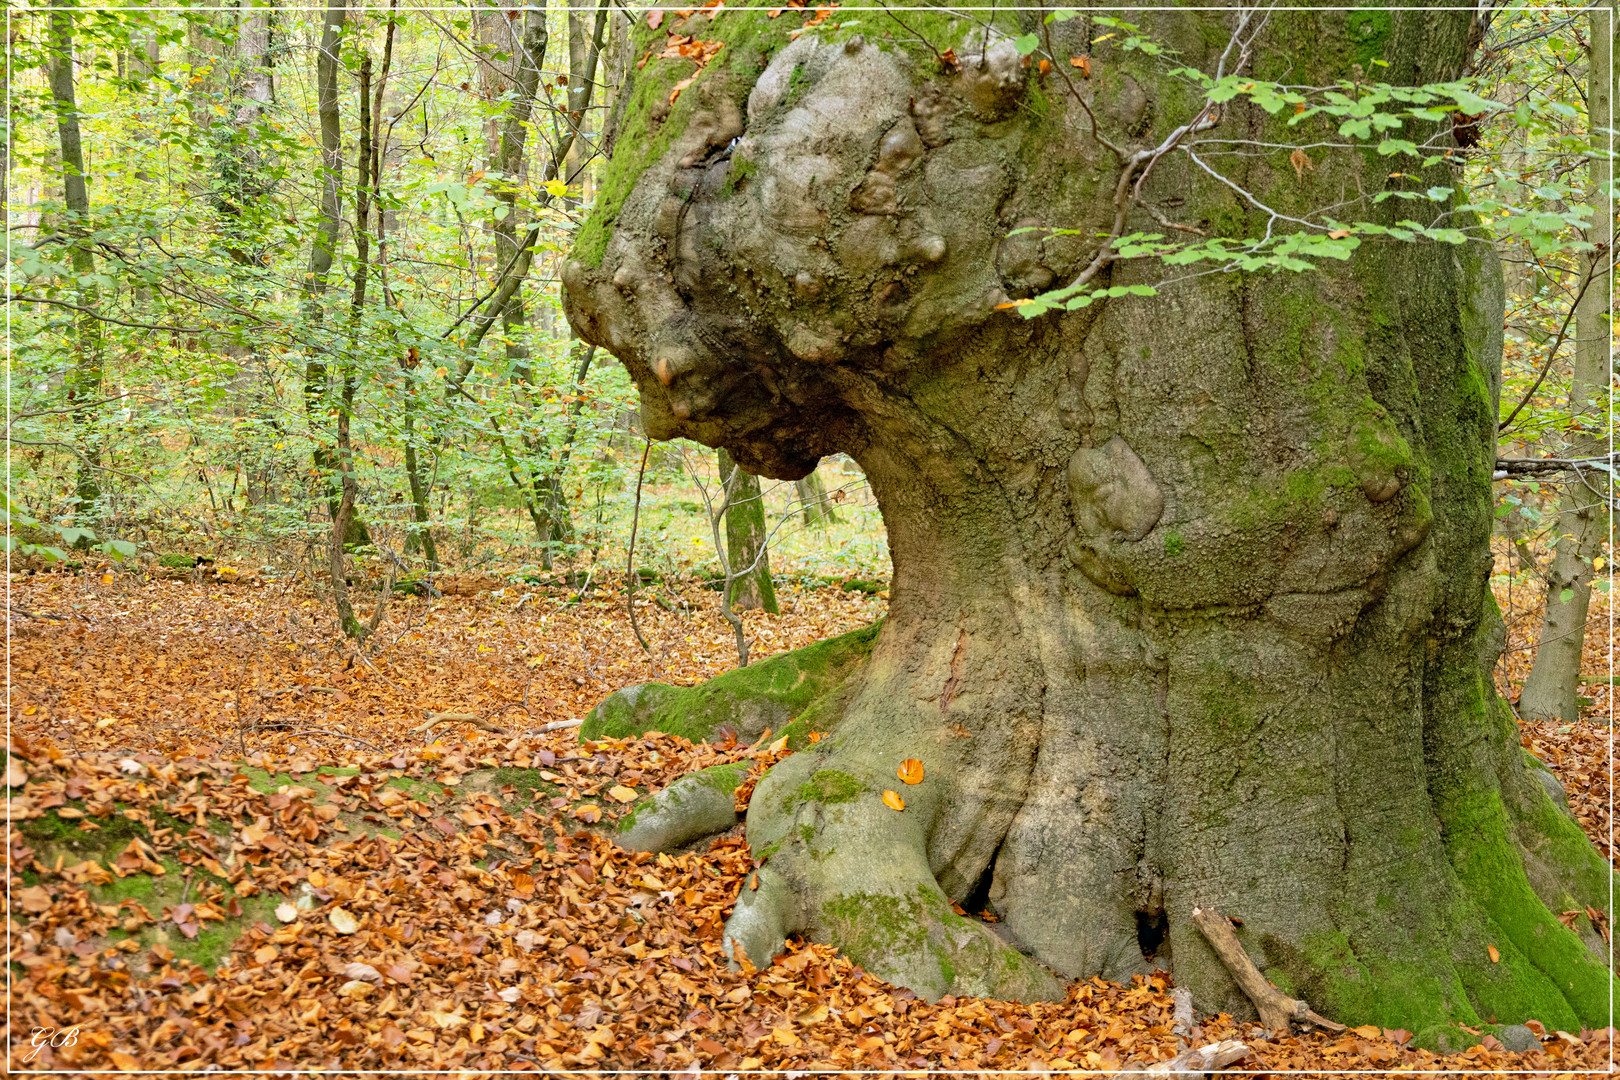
left=1559, top=588, right=1575, bottom=605
left=101, top=539, right=138, bottom=561
left=1013, top=33, right=1040, bottom=56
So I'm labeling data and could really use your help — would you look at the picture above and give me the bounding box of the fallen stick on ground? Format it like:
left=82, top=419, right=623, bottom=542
left=1134, top=1038, right=1251, bottom=1077
left=535, top=718, right=583, bottom=734
left=1191, top=905, right=1346, bottom=1035
left=260, top=728, right=382, bottom=753
left=412, top=712, right=509, bottom=737
left=1171, top=985, right=1195, bottom=1042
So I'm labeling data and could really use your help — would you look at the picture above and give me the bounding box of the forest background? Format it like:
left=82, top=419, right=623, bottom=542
left=3, top=0, right=1619, bottom=1072
left=3, top=0, right=1614, bottom=725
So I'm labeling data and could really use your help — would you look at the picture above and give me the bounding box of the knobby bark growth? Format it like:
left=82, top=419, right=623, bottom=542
left=563, top=6, right=1616, bottom=1047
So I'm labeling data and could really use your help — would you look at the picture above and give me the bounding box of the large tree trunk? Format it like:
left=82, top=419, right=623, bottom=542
left=563, top=7, right=1616, bottom=1047
left=1517, top=2, right=1614, bottom=723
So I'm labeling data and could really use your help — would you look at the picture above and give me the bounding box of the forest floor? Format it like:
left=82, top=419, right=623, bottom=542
left=4, top=552, right=1614, bottom=1074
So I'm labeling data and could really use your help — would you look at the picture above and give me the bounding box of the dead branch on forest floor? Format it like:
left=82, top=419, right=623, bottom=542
left=1191, top=905, right=1346, bottom=1036
left=413, top=712, right=510, bottom=737
left=1131, top=1037, right=1251, bottom=1077
left=260, top=728, right=382, bottom=752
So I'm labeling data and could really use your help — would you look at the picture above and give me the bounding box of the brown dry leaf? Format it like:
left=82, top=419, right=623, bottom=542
left=897, top=758, right=924, bottom=785
left=11, top=568, right=1614, bottom=1073
left=882, top=789, right=905, bottom=811
left=1353, top=1024, right=1381, bottom=1038
left=607, top=784, right=639, bottom=803
left=1290, top=147, right=1313, bottom=180
left=328, top=907, right=359, bottom=934
left=4, top=756, right=29, bottom=786
left=275, top=902, right=298, bottom=923
left=647, top=8, right=664, bottom=27
left=17, top=884, right=52, bottom=912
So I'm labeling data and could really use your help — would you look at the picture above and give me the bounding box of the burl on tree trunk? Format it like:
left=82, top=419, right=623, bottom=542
left=564, top=6, right=1616, bottom=1048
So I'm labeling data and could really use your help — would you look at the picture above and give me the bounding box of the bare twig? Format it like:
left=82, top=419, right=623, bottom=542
left=257, top=685, right=342, bottom=697
left=625, top=438, right=652, bottom=654
left=1498, top=247, right=1615, bottom=432
left=414, top=712, right=509, bottom=737
left=1494, top=452, right=1619, bottom=479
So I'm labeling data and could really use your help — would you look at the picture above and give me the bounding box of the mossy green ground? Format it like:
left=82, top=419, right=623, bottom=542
left=14, top=758, right=627, bottom=972
left=582, top=621, right=880, bottom=743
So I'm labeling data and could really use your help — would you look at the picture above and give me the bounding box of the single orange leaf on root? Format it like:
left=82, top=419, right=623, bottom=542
left=897, top=758, right=924, bottom=785
left=882, top=789, right=905, bottom=811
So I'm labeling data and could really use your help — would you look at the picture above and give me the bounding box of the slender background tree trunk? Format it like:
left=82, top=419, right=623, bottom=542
left=46, top=0, right=102, bottom=531
left=718, top=448, right=777, bottom=613
left=1518, top=1, right=1615, bottom=723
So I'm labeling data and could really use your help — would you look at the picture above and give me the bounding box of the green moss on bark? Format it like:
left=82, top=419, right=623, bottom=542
left=792, top=769, right=864, bottom=808
left=581, top=621, right=880, bottom=743
left=820, top=884, right=1059, bottom=1002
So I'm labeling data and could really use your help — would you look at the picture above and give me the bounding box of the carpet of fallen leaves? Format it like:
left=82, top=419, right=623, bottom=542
left=5, top=560, right=1617, bottom=1073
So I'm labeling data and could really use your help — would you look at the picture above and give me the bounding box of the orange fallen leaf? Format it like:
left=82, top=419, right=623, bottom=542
left=1070, top=55, right=1090, bottom=77
left=882, top=789, right=905, bottom=811
left=607, top=784, right=639, bottom=803
left=1488, top=944, right=1500, bottom=962
left=897, top=758, right=924, bottom=785
left=1353, top=1024, right=1381, bottom=1039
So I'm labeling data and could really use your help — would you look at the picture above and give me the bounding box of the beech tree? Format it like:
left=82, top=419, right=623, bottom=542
left=564, top=4, right=1616, bottom=1048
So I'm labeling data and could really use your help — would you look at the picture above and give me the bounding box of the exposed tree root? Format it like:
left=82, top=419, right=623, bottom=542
left=616, top=761, right=748, bottom=852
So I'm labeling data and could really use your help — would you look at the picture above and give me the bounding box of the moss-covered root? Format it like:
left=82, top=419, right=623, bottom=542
left=723, top=750, right=1064, bottom=1003
left=583, top=622, right=880, bottom=744
left=616, top=761, right=748, bottom=852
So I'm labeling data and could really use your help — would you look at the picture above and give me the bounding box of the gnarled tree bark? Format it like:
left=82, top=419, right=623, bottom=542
left=563, top=6, right=1616, bottom=1048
